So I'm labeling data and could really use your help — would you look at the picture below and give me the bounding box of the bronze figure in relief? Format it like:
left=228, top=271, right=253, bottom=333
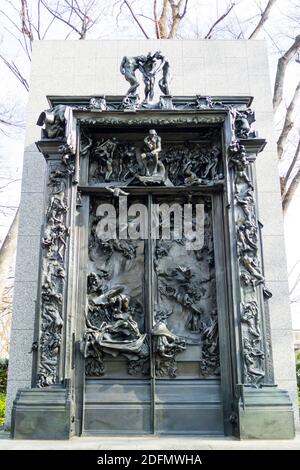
left=137, top=129, right=166, bottom=184
left=120, top=51, right=171, bottom=106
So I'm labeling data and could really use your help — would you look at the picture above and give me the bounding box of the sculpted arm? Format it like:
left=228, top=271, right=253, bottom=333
left=120, top=57, right=127, bottom=75
left=154, top=136, right=162, bottom=154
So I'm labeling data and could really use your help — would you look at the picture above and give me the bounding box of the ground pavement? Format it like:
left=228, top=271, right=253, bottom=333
left=0, top=431, right=300, bottom=450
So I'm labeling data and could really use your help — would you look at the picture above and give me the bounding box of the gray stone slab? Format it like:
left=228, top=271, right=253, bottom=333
left=225, top=74, right=250, bottom=95
left=254, top=112, right=278, bottom=150
left=256, top=156, right=281, bottom=194
left=172, top=75, right=185, bottom=95
left=48, top=74, right=75, bottom=96
left=25, top=122, right=42, bottom=149
left=205, top=74, right=232, bottom=96
left=75, top=40, right=98, bottom=61
left=95, top=58, right=119, bottom=94
left=73, top=74, right=97, bottom=95
left=262, top=235, right=289, bottom=282
left=183, top=57, right=205, bottom=94
left=98, top=40, right=119, bottom=58
left=223, top=40, right=248, bottom=58
left=246, top=41, right=269, bottom=74
left=7, top=329, right=34, bottom=381
left=267, top=281, right=293, bottom=330
left=155, top=39, right=184, bottom=58
left=225, top=58, right=250, bottom=93
left=248, top=77, right=273, bottom=112
left=18, top=192, right=45, bottom=237
left=116, top=42, right=144, bottom=69
left=30, top=55, right=54, bottom=77
left=14, top=236, right=41, bottom=283
left=182, top=40, right=206, bottom=58
left=21, top=151, right=46, bottom=193
left=47, top=40, right=75, bottom=58
left=30, top=42, right=56, bottom=75
left=257, top=192, right=284, bottom=236
left=53, top=57, right=76, bottom=78
left=271, top=329, right=297, bottom=381
left=203, top=43, right=227, bottom=74
left=11, top=282, right=38, bottom=330
left=74, top=54, right=96, bottom=76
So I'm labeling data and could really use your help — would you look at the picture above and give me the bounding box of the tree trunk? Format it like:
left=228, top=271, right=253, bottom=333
left=277, top=81, right=300, bottom=160
left=248, top=0, right=277, bottom=39
left=282, top=142, right=300, bottom=213
left=273, top=35, right=300, bottom=113
left=158, top=0, right=169, bottom=39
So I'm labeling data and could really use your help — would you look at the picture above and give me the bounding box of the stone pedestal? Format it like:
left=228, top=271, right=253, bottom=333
left=11, top=383, right=72, bottom=440
left=239, top=387, right=295, bottom=439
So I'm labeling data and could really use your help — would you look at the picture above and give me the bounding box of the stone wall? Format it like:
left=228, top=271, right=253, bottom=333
left=6, top=39, right=298, bottom=427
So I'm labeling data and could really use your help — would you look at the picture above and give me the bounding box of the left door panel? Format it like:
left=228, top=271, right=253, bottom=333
left=82, top=194, right=152, bottom=435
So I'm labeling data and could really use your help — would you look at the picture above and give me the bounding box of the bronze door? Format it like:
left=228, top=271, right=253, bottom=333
left=81, top=191, right=224, bottom=435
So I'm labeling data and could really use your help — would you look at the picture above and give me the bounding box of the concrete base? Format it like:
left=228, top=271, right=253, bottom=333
left=238, top=387, right=295, bottom=439
left=1, top=431, right=300, bottom=450
left=11, top=383, right=295, bottom=440
left=11, top=385, right=71, bottom=440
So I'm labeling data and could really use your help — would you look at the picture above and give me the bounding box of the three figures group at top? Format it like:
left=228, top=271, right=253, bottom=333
left=120, top=51, right=170, bottom=104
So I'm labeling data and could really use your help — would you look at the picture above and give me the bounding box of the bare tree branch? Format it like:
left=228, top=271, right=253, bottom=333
left=1, top=24, right=29, bottom=58
left=37, top=0, right=42, bottom=39
left=288, top=259, right=300, bottom=278
left=42, top=13, right=57, bottom=39
left=1, top=0, right=40, bottom=60
left=0, top=8, right=24, bottom=35
left=122, top=0, right=150, bottom=39
left=168, top=0, right=189, bottom=38
left=153, top=0, right=160, bottom=38
left=273, top=35, right=300, bottom=113
left=0, top=54, right=29, bottom=91
left=248, top=0, right=278, bottom=39
left=277, top=81, right=300, bottom=160
left=20, top=0, right=34, bottom=59
left=0, top=118, right=23, bottom=137
left=0, top=205, right=19, bottom=210
left=283, top=167, right=300, bottom=212
left=282, top=139, right=300, bottom=212
left=204, top=2, right=236, bottom=39
left=40, top=0, right=84, bottom=38
left=0, top=179, right=21, bottom=191
left=281, top=137, right=300, bottom=195
left=21, top=0, right=34, bottom=43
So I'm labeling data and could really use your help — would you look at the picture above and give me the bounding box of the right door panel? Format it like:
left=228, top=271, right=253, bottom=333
left=152, top=194, right=224, bottom=435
